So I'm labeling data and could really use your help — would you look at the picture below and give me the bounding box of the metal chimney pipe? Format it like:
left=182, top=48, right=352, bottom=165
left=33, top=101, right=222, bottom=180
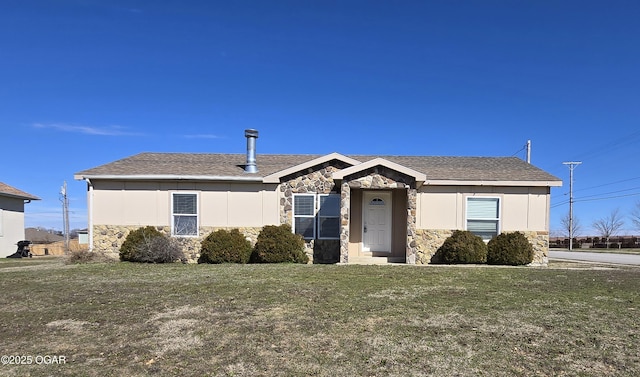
left=244, top=129, right=259, bottom=173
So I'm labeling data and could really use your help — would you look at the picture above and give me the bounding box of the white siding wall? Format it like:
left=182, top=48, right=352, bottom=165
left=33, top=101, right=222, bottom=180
left=91, top=181, right=280, bottom=228
left=0, top=196, right=26, bottom=257
left=417, top=186, right=550, bottom=232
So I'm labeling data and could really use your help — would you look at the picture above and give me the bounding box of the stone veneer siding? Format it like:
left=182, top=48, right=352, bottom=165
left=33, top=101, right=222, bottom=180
left=413, top=229, right=550, bottom=266
left=92, top=225, right=262, bottom=262
left=279, top=161, right=350, bottom=263
left=339, top=166, right=418, bottom=264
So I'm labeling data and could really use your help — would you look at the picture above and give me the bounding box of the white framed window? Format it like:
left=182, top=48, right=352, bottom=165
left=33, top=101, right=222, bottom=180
left=466, top=197, right=500, bottom=241
left=292, top=193, right=341, bottom=240
left=293, top=194, right=316, bottom=239
left=0, top=209, right=3, bottom=237
left=172, top=192, right=198, bottom=236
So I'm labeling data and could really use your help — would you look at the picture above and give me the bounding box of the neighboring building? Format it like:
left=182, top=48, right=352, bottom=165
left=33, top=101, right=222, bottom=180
left=77, top=229, right=89, bottom=245
left=75, top=130, right=562, bottom=265
left=25, top=227, right=66, bottom=256
left=0, top=182, right=40, bottom=257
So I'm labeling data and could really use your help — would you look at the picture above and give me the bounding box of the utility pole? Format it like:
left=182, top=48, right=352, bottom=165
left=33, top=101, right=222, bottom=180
left=562, top=162, right=582, bottom=251
left=60, top=181, right=70, bottom=254
left=526, top=140, right=531, bottom=164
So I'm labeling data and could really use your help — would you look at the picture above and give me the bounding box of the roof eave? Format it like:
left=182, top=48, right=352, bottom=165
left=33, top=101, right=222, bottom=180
left=0, top=192, right=41, bottom=201
left=74, top=174, right=264, bottom=182
left=423, top=179, right=563, bottom=187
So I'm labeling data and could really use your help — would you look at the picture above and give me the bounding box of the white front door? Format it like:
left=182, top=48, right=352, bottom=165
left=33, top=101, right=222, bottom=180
left=362, top=191, right=392, bottom=253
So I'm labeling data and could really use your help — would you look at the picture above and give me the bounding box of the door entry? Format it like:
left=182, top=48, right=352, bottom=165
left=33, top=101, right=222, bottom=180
left=362, top=191, right=392, bottom=252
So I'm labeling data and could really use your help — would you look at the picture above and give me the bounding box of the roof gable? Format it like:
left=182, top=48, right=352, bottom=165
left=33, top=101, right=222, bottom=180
left=263, top=153, right=361, bottom=183
left=332, top=158, right=427, bottom=184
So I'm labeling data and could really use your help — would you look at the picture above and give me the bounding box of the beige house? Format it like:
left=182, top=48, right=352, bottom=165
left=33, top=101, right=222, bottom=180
left=75, top=130, right=562, bottom=265
left=0, top=182, right=40, bottom=257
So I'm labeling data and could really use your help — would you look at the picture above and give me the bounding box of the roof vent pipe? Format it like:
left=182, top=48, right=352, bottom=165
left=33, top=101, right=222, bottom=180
left=244, top=129, right=259, bottom=173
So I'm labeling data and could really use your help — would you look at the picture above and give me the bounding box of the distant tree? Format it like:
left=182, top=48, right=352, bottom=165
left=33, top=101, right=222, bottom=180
left=631, top=201, right=640, bottom=232
left=592, top=208, right=625, bottom=248
left=560, top=212, right=582, bottom=238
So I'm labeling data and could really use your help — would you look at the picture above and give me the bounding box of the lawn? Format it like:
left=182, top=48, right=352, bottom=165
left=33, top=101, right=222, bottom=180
left=0, top=258, right=638, bottom=377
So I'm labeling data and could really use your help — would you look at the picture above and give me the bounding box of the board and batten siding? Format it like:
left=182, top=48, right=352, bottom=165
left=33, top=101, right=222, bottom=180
left=90, top=181, right=280, bottom=228
left=416, top=186, right=551, bottom=232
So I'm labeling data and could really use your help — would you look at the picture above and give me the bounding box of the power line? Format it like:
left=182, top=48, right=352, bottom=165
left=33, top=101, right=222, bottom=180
left=573, top=176, right=640, bottom=193
left=574, top=192, right=640, bottom=203
left=576, top=186, right=640, bottom=200
left=551, top=186, right=640, bottom=208
left=566, top=130, right=640, bottom=162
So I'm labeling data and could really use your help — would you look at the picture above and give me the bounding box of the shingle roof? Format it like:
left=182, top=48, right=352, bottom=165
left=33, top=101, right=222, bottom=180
left=25, top=228, right=65, bottom=243
left=0, top=182, right=40, bottom=200
left=74, top=152, right=561, bottom=184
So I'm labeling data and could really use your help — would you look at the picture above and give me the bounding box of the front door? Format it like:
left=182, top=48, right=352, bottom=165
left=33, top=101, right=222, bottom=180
left=362, top=191, right=392, bottom=253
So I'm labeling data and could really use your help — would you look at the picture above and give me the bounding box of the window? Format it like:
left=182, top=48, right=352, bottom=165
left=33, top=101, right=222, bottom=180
left=293, top=194, right=315, bottom=239
left=0, top=209, right=3, bottom=237
left=293, top=193, right=340, bottom=240
left=318, top=194, right=340, bottom=239
left=466, top=197, right=500, bottom=241
left=172, top=193, right=198, bottom=236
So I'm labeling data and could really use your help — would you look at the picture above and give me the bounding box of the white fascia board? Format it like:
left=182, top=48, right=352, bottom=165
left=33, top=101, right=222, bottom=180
left=423, top=179, right=563, bottom=187
left=73, top=174, right=264, bottom=182
left=262, top=152, right=362, bottom=183
left=332, top=157, right=427, bottom=182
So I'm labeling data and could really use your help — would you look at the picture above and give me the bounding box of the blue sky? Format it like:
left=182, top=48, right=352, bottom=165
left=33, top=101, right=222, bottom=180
left=1, top=0, right=639, bottom=236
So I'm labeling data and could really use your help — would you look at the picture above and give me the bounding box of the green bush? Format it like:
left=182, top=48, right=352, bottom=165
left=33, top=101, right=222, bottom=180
left=433, top=230, right=487, bottom=264
left=251, top=224, right=309, bottom=264
left=487, top=231, right=533, bottom=266
left=198, top=229, right=252, bottom=264
left=119, top=226, right=185, bottom=263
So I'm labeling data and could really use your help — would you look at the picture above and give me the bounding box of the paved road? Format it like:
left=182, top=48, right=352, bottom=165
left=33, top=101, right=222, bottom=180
left=549, top=250, right=640, bottom=266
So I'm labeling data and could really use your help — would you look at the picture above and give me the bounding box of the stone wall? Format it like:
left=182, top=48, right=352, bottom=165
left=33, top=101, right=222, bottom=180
left=521, top=230, right=550, bottom=266
left=413, top=229, right=454, bottom=264
left=412, top=229, right=549, bottom=266
left=279, top=161, right=349, bottom=261
left=340, top=166, right=418, bottom=264
left=92, top=225, right=262, bottom=262
left=279, top=161, right=347, bottom=224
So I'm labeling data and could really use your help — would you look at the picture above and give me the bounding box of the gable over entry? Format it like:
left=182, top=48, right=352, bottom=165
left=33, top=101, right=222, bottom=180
left=333, top=159, right=425, bottom=264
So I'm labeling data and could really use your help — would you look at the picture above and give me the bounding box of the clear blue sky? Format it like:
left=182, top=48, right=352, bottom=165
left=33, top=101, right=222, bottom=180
left=1, top=0, right=639, bottom=236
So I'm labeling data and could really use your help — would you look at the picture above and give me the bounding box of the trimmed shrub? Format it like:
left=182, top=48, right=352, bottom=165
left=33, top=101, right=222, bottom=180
left=119, top=226, right=185, bottom=263
left=198, top=228, right=252, bottom=264
left=487, top=231, right=533, bottom=266
left=433, top=230, right=487, bottom=264
left=251, top=224, right=309, bottom=264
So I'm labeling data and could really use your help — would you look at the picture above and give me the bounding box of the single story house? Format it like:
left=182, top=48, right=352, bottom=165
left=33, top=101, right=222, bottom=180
left=0, top=182, right=40, bottom=257
left=25, top=227, right=66, bottom=256
left=75, top=130, right=562, bottom=265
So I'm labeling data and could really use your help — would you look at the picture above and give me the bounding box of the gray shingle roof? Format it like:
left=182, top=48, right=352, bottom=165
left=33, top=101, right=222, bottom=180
left=0, top=182, right=40, bottom=200
left=75, top=152, right=561, bottom=183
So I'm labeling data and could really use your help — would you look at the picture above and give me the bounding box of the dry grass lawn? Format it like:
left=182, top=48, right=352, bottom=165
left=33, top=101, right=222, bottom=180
left=0, top=257, right=638, bottom=376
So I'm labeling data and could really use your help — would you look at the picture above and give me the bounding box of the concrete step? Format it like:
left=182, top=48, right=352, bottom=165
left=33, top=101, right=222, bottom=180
left=348, top=256, right=405, bottom=265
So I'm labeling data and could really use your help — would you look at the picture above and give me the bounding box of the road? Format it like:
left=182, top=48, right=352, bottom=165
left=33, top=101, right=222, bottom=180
left=549, top=250, right=640, bottom=266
